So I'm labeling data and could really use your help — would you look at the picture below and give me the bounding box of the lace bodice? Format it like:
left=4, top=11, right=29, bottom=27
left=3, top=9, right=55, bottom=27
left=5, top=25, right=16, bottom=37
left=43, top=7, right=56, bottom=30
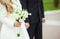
left=12, top=0, right=22, bottom=10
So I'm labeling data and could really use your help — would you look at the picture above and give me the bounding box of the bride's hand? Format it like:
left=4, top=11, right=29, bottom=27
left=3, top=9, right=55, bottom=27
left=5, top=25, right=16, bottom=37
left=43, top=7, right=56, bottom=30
left=25, top=22, right=30, bottom=29
left=14, top=21, right=21, bottom=27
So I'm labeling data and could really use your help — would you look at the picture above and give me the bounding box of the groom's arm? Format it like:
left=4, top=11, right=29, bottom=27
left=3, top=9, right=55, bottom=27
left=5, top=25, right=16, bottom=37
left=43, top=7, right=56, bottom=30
left=38, top=0, right=45, bottom=23
left=38, top=0, right=44, bottom=18
left=20, top=0, right=28, bottom=9
left=20, top=0, right=29, bottom=22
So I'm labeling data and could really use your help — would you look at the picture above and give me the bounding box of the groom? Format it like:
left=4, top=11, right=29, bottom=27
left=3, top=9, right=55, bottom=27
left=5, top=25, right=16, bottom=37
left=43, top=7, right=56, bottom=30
left=20, top=0, right=45, bottom=39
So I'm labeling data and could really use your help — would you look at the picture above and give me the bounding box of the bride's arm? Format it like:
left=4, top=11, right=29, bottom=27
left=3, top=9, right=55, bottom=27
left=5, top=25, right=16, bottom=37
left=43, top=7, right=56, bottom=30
left=0, top=5, right=15, bottom=28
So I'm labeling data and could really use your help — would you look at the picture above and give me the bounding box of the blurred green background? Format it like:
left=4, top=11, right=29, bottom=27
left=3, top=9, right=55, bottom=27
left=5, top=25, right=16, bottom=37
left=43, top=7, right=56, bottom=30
left=43, top=0, right=60, bottom=11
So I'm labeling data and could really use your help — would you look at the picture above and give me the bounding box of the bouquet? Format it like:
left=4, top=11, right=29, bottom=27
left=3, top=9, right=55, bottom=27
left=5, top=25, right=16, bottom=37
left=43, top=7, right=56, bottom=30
left=12, top=8, right=31, bottom=38
left=13, top=9, right=31, bottom=22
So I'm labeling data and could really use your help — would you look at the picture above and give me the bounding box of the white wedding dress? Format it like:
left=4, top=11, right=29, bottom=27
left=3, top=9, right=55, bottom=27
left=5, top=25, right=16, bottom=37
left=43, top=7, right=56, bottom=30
left=0, top=0, right=30, bottom=39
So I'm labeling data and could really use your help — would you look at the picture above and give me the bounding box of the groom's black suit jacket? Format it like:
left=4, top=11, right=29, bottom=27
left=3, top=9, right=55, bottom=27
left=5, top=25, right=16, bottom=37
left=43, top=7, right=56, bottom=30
left=20, top=0, right=44, bottom=24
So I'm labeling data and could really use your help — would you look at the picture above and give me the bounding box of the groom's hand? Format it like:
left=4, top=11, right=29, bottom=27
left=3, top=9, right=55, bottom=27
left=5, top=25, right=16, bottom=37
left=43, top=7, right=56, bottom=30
left=42, top=18, right=45, bottom=23
left=25, top=22, right=30, bottom=29
left=14, top=21, right=21, bottom=27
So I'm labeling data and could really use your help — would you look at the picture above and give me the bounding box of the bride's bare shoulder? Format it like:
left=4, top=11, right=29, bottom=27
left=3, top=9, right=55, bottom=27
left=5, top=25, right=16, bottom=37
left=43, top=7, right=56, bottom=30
left=0, top=3, right=4, bottom=9
left=0, top=3, right=7, bottom=14
left=0, top=3, right=2, bottom=8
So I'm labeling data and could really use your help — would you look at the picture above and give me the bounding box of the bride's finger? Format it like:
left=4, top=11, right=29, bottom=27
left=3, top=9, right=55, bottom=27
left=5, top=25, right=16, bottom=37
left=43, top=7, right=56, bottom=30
left=14, top=21, right=21, bottom=27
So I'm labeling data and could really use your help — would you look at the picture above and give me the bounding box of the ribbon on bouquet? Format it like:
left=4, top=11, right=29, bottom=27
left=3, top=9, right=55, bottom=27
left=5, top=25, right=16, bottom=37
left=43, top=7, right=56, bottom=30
left=13, top=9, right=31, bottom=38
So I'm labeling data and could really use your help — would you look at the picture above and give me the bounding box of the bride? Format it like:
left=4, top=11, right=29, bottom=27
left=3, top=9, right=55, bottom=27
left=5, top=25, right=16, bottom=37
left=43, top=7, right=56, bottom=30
left=0, top=0, right=30, bottom=39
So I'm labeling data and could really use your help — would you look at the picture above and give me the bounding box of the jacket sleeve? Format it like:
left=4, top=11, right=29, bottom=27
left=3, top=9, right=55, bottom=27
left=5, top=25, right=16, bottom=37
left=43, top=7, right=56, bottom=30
left=38, top=0, right=45, bottom=18
left=20, top=0, right=29, bottom=22
left=0, top=5, right=15, bottom=28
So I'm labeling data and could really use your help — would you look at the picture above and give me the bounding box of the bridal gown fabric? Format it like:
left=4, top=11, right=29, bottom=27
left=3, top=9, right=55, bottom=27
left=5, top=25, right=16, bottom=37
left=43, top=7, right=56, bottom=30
left=0, top=0, right=30, bottom=39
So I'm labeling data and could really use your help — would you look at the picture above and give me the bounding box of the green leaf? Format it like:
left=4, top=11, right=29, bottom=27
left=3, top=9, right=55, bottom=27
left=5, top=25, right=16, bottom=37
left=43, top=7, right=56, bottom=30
left=17, top=33, right=20, bottom=37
